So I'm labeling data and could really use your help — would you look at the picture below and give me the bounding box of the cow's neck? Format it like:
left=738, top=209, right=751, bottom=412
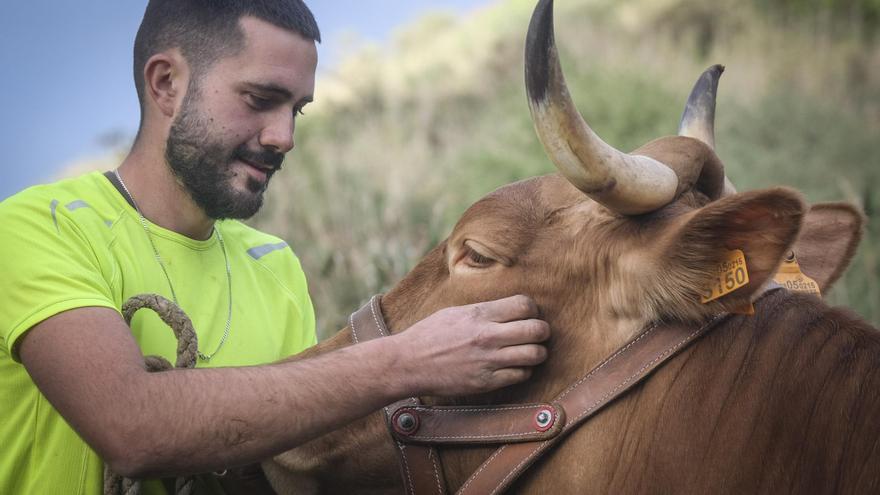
left=377, top=286, right=657, bottom=490
left=536, top=301, right=651, bottom=379
left=569, top=312, right=649, bottom=364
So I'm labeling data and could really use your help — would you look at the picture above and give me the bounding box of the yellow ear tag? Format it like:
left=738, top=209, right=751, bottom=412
left=701, top=249, right=750, bottom=304
left=773, top=253, right=821, bottom=297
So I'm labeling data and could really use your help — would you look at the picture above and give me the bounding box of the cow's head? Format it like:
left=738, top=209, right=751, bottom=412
left=265, top=1, right=863, bottom=492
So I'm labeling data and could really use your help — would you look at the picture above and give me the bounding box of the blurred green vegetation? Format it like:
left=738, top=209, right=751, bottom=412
left=251, top=0, right=880, bottom=338
left=752, top=0, right=880, bottom=40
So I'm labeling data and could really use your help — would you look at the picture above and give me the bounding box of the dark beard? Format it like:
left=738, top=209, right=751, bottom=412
left=165, top=92, right=284, bottom=220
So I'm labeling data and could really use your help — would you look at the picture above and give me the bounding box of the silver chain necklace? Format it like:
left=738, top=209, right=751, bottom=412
left=114, top=169, right=232, bottom=362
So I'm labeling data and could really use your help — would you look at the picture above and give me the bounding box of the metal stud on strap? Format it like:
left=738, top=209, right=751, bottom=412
left=534, top=407, right=556, bottom=432
left=393, top=409, right=420, bottom=436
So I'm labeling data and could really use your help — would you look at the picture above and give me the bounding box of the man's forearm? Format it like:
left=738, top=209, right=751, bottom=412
left=22, top=298, right=547, bottom=480
left=94, top=337, right=405, bottom=478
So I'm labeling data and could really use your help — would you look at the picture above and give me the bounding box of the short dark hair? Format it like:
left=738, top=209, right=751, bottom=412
left=133, top=0, right=321, bottom=114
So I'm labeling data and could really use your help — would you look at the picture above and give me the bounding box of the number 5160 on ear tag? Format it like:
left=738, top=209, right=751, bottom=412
left=701, top=249, right=750, bottom=304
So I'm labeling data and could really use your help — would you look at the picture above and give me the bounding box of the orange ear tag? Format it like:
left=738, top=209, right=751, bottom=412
left=773, top=253, right=821, bottom=297
left=701, top=249, right=751, bottom=308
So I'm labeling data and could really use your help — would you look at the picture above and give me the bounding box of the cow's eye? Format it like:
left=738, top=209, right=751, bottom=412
left=467, top=249, right=493, bottom=266
left=462, top=242, right=496, bottom=268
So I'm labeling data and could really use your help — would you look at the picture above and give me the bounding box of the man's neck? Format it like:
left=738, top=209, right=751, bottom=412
left=117, top=147, right=215, bottom=241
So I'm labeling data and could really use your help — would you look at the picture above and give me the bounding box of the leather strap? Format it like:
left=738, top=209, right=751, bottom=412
left=352, top=288, right=779, bottom=495
left=350, top=296, right=447, bottom=495
left=454, top=313, right=733, bottom=495
left=390, top=403, right=566, bottom=445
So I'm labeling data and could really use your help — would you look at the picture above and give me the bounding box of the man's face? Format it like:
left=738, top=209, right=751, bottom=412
left=166, top=17, right=318, bottom=220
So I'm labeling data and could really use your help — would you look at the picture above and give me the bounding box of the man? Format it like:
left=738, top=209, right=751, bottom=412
left=0, top=1, right=550, bottom=493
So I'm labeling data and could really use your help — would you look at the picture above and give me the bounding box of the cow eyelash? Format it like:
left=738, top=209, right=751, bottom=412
left=465, top=248, right=494, bottom=266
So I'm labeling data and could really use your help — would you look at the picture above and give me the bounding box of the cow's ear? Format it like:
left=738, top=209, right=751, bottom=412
left=652, top=187, right=806, bottom=320
left=792, top=202, right=864, bottom=293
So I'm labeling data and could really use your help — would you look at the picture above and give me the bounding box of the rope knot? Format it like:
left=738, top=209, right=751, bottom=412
left=103, top=294, right=199, bottom=495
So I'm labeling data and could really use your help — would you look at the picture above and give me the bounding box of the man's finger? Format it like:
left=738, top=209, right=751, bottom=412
left=492, top=344, right=548, bottom=368
left=479, top=319, right=550, bottom=349
left=488, top=367, right=533, bottom=390
left=472, top=295, right=540, bottom=323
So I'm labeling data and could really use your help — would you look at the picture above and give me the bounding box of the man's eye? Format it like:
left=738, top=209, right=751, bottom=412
left=247, top=94, right=272, bottom=109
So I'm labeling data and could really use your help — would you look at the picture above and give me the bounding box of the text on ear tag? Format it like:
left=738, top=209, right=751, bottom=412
left=701, top=249, right=750, bottom=304
left=773, top=253, right=821, bottom=297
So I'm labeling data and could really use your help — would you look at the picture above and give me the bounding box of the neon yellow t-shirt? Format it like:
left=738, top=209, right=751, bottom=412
left=0, top=172, right=317, bottom=494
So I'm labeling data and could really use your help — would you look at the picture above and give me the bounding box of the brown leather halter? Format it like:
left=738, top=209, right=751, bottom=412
left=349, top=293, right=768, bottom=494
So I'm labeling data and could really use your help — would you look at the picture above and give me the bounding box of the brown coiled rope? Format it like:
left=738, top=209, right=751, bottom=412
left=103, top=294, right=198, bottom=495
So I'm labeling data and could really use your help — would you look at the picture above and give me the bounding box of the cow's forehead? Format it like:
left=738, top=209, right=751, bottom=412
left=453, top=173, right=717, bottom=261
left=459, top=174, right=628, bottom=232
left=482, top=174, right=599, bottom=215
left=534, top=174, right=709, bottom=223
left=535, top=174, right=592, bottom=207
left=451, top=174, right=623, bottom=254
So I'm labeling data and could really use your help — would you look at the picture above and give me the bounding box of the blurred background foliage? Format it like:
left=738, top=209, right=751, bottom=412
left=246, top=0, right=880, bottom=338
left=74, top=0, right=879, bottom=338
left=248, top=0, right=879, bottom=338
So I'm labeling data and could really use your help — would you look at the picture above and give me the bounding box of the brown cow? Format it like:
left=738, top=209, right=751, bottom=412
left=263, top=0, right=880, bottom=493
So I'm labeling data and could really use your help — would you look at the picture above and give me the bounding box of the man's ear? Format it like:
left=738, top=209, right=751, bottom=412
left=650, top=187, right=806, bottom=320
left=143, top=50, right=188, bottom=119
left=790, top=202, right=864, bottom=293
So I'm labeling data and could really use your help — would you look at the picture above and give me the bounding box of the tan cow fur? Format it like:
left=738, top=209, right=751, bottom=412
left=262, top=4, right=874, bottom=487
left=263, top=160, right=877, bottom=493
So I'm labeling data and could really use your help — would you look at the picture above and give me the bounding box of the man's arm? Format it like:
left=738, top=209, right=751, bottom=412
left=20, top=295, right=548, bottom=478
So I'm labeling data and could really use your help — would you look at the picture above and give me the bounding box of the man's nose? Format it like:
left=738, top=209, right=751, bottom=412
left=259, top=111, right=295, bottom=154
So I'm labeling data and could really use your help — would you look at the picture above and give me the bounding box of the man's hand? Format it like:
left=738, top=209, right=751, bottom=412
left=391, top=295, right=550, bottom=397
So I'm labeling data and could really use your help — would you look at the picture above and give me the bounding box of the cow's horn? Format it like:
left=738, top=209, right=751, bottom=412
left=525, top=0, right=679, bottom=215
left=678, top=64, right=724, bottom=149
left=678, top=64, right=736, bottom=198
